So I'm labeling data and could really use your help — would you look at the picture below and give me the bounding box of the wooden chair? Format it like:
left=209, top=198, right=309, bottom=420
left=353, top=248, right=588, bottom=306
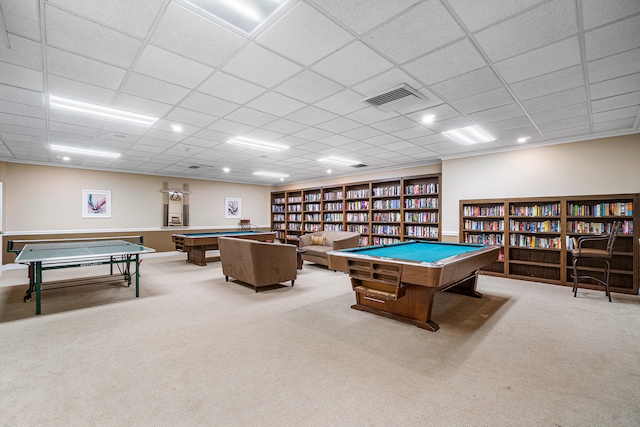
left=571, top=221, right=621, bottom=302
left=239, top=219, right=253, bottom=230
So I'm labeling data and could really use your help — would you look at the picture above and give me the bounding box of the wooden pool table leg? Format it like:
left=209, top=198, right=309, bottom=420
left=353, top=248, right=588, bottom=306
left=352, top=285, right=440, bottom=332
left=186, top=247, right=207, bottom=266
left=443, top=272, right=483, bottom=299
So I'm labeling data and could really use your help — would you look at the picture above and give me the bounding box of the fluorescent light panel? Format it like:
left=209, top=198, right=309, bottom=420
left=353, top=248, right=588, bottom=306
left=49, top=95, right=158, bottom=126
left=252, top=171, right=289, bottom=178
left=317, top=157, right=361, bottom=166
left=441, top=125, right=495, bottom=145
left=226, top=137, right=289, bottom=152
left=51, top=144, right=120, bottom=158
left=181, top=0, right=289, bottom=34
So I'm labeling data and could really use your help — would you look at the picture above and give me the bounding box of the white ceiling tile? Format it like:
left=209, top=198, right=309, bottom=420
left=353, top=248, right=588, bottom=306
left=0, top=112, right=45, bottom=128
left=286, top=106, right=337, bottom=126
left=474, top=0, right=577, bottom=62
left=101, top=121, right=149, bottom=136
left=291, top=127, right=333, bottom=141
left=431, top=67, right=503, bottom=101
left=481, top=115, right=533, bottom=133
left=121, top=73, right=191, bottom=105
left=590, top=73, right=640, bottom=100
left=346, top=107, right=398, bottom=125
left=585, top=15, right=640, bottom=61
left=0, top=62, right=43, bottom=91
left=225, top=107, right=278, bottom=128
left=447, top=0, right=546, bottom=32
left=510, top=65, right=584, bottom=100
left=314, top=90, right=367, bottom=116
left=392, top=125, right=434, bottom=140
left=494, top=36, right=581, bottom=84
left=275, top=70, right=343, bottom=104
left=1, top=0, right=40, bottom=39
left=0, top=125, right=46, bottom=138
left=529, top=103, right=589, bottom=124
left=48, top=0, right=166, bottom=38
left=537, top=115, right=590, bottom=132
left=133, top=44, right=214, bottom=88
left=340, top=126, right=384, bottom=141
left=49, top=130, right=93, bottom=143
left=587, top=48, right=640, bottom=84
left=425, top=116, right=475, bottom=133
left=592, top=117, right=635, bottom=132
left=49, top=120, right=98, bottom=137
left=246, top=92, right=306, bottom=116
left=261, top=118, right=307, bottom=135
left=592, top=105, right=639, bottom=123
left=581, top=0, right=640, bottom=30
left=520, top=86, right=587, bottom=113
left=164, top=107, right=216, bottom=128
left=404, top=38, right=486, bottom=86
left=370, top=116, right=416, bottom=133
left=145, top=128, right=186, bottom=143
left=591, top=91, right=640, bottom=113
left=46, top=47, right=127, bottom=90
left=451, top=87, right=516, bottom=114
left=491, top=125, right=543, bottom=144
left=94, top=131, right=141, bottom=145
left=113, top=93, right=173, bottom=117
left=44, top=5, right=143, bottom=68
left=198, top=72, right=265, bottom=104
left=311, top=41, right=394, bottom=86
left=315, top=117, right=362, bottom=133
left=468, top=103, right=526, bottom=124
left=0, top=99, right=44, bottom=118
left=208, top=119, right=254, bottom=136
left=0, top=84, right=44, bottom=107
left=47, top=75, right=117, bottom=105
left=1, top=34, right=42, bottom=71
left=364, top=0, right=465, bottom=64
left=150, top=3, right=247, bottom=67
left=381, top=140, right=418, bottom=151
left=317, top=134, right=355, bottom=147
left=222, top=43, right=302, bottom=88
left=257, top=2, right=353, bottom=66
left=311, top=0, right=421, bottom=35
left=179, top=91, right=239, bottom=117
left=363, top=133, right=400, bottom=146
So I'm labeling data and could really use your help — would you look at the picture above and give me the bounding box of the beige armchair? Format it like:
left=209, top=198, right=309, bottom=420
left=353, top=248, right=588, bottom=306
left=299, top=231, right=360, bottom=267
left=218, top=237, right=297, bottom=292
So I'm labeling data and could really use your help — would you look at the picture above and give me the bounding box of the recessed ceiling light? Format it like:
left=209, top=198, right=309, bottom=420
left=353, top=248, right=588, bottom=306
left=327, top=169, right=332, bottom=174
left=226, top=137, right=289, bottom=152
left=441, top=125, right=495, bottom=145
left=62, top=156, right=70, bottom=161
left=223, top=167, right=230, bottom=173
left=170, top=124, right=183, bottom=132
left=252, top=171, right=289, bottom=178
left=317, top=157, right=361, bottom=166
left=49, top=95, right=158, bottom=126
left=517, top=136, right=530, bottom=143
left=50, top=144, right=120, bottom=158
left=422, top=114, right=435, bottom=124
left=181, top=0, right=290, bottom=34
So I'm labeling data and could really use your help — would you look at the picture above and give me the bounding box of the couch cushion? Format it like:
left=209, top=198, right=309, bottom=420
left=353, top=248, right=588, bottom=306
left=303, top=245, right=332, bottom=257
left=310, top=235, right=326, bottom=246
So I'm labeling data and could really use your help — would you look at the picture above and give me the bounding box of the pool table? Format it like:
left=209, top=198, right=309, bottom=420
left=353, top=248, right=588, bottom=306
left=327, top=240, right=501, bottom=332
left=172, top=231, right=276, bottom=266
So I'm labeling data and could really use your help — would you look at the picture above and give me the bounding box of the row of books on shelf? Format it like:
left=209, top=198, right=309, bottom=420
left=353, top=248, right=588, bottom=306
left=304, top=224, right=322, bottom=232
left=346, top=201, right=368, bottom=210
left=566, top=220, right=633, bottom=234
left=304, top=193, right=322, bottom=202
left=372, top=225, right=401, bottom=235
left=509, top=234, right=561, bottom=249
left=288, top=214, right=301, bottom=221
left=372, top=186, right=401, bottom=197
left=272, top=206, right=285, bottom=213
left=273, top=197, right=285, bottom=204
left=405, top=197, right=439, bottom=209
left=304, top=203, right=321, bottom=211
left=464, top=219, right=504, bottom=231
left=346, top=189, right=369, bottom=199
left=324, top=213, right=344, bottom=222
left=287, top=204, right=301, bottom=212
left=510, top=203, right=560, bottom=217
left=288, top=196, right=302, bottom=203
left=463, top=233, right=504, bottom=245
left=323, top=202, right=342, bottom=211
left=405, top=212, right=438, bottom=223
left=324, top=224, right=344, bottom=231
left=373, top=199, right=401, bottom=209
left=373, top=212, right=401, bottom=222
left=567, top=202, right=633, bottom=217
left=305, top=214, right=321, bottom=221
left=347, top=224, right=369, bottom=233
left=346, top=213, right=369, bottom=222
left=405, top=226, right=439, bottom=238
left=509, top=220, right=560, bottom=232
left=287, top=224, right=302, bottom=231
left=373, top=237, right=400, bottom=245
left=405, top=183, right=438, bottom=194
left=463, top=205, right=505, bottom=217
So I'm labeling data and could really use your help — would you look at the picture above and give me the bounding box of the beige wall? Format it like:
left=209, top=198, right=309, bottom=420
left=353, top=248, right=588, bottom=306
left=441, top=134, right=640, bottom=238
left=3, top=163, right=271, bottom=233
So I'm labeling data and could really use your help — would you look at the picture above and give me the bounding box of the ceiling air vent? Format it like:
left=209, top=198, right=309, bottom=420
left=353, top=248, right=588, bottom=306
left=362, top=84, right=428, bottom=112
left=187, top=165, right=201, bottom=169
left=350, top=163, right=367, bottom=168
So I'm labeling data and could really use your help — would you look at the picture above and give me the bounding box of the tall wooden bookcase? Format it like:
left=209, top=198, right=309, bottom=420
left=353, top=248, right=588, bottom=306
left=270, top=173, right=441, bottom=247
left=460, top=194, right=639, bottom=294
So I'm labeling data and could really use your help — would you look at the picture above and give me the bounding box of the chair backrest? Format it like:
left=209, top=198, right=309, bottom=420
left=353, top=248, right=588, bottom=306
left=239, top=219, right=251, bottom=230
left=605, top=221, right=621, bottom=255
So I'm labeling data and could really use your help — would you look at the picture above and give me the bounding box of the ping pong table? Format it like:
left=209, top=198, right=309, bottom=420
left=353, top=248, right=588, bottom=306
left=8, top=236, right=155, bottom=315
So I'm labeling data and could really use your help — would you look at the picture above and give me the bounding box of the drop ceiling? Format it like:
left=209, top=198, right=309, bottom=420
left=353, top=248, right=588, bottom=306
left=0, top=0, right=638, bottom=185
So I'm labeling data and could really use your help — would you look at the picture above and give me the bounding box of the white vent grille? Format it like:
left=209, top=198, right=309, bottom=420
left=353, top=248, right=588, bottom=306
left=362, top=84, right=428, bottom=112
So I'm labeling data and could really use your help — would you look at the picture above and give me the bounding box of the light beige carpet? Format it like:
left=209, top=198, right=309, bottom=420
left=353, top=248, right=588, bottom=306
left=0, top=254, right=638, bottom=426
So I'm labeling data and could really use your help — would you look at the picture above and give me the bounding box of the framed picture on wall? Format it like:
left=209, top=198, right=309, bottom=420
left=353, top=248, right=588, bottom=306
left=225, top=197, right=241, bottom=219
left=82, top=189, right=111, bottom=218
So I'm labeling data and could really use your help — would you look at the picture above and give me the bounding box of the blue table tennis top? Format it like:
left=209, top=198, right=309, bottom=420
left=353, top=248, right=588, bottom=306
left=338, top=240, right=488, bottom=264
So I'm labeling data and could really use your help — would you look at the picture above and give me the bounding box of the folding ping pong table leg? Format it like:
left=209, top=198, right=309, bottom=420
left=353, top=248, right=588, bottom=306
left=135, top=254, right=140, bottom=298
left=35, top=261, right=42, bottom=315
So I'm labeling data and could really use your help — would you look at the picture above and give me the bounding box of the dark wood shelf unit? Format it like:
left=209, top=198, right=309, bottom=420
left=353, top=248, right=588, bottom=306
left=270, top=173, right=441, bottom=249
left=460, top=199, right=507, bottom=275
left=460, top=194, right=639, bottom=294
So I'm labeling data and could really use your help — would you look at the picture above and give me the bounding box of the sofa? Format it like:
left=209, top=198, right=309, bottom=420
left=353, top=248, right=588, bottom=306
left=298, top=231, right=361, bottom=267
left=218, top=237, right=297, bottom=292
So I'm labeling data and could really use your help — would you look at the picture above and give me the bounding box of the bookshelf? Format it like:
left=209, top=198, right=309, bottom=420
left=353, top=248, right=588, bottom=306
left=270, top=173, right=441, bottom=248
left=460, top=194, right=639, bottom=294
